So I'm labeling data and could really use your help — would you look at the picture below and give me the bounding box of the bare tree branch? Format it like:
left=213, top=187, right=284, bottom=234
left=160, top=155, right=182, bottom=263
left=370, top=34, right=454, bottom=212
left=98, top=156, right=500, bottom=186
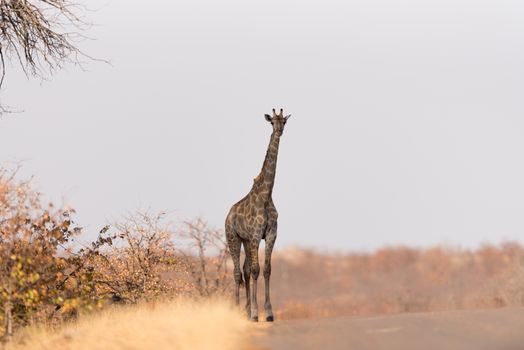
left=0, top=0, right=105, bottom=113
left=177, top=218, right=231, bottom=296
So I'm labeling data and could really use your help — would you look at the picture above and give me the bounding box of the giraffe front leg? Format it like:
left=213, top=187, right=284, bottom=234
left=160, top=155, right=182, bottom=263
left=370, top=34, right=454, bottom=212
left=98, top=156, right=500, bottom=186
left=264, top=227, right=276, bottom=322
left=249, top=239, right=261, bottom=322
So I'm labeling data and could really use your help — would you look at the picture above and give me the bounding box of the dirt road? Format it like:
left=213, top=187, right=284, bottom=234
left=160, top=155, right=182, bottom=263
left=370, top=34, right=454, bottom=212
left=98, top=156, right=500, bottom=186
left=250, top=307, right=524, bottom=350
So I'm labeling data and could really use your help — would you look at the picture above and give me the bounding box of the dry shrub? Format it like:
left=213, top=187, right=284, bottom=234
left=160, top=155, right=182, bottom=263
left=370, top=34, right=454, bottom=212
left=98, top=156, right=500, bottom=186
left=0, top=166, right=236, bottom=342
left=5, top=299, right=250, bottom=350
left=91, top=214, right=231, bottom=302
left=90, top=212, right=191, bottom=303
left=0, top=168, right=103, bottom=339
left=176, top=218, right=230, bottom=296
left=0, top=167, right=230, bottom=342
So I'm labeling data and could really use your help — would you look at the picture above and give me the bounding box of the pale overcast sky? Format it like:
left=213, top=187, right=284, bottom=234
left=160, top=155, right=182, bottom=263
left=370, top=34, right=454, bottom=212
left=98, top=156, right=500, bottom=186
left=1, top=0, right=523, bottom=251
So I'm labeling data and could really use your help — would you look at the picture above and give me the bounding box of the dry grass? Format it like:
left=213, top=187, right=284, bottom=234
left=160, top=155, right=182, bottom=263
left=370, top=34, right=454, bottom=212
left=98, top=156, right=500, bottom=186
left=5, top=299, right=250, bottom=350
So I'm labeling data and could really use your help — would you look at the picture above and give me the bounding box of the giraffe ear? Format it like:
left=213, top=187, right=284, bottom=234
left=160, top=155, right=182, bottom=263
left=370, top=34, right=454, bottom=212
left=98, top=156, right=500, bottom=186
left=264, top=114, right=272, bottom=122
left=284, top=114, right=291, bottom=121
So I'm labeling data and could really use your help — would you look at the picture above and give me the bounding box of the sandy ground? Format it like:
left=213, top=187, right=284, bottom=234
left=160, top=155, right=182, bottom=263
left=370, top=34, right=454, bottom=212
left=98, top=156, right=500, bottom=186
left=249, top=307, right=524, bottom=350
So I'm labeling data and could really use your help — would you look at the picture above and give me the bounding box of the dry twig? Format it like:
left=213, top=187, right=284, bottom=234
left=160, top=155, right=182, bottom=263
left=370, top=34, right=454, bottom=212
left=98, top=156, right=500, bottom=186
left=0, top=0, right=99, bottom=112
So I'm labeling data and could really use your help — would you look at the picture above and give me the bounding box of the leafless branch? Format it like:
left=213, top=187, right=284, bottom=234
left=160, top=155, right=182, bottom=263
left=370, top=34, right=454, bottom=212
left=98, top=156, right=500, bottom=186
left=0, top=0, right=106, bottom=113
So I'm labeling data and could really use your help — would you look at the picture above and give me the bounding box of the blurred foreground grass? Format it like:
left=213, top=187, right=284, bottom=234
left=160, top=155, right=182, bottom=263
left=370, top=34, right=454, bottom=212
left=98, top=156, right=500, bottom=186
left=5, top=299, right=250, bottom=350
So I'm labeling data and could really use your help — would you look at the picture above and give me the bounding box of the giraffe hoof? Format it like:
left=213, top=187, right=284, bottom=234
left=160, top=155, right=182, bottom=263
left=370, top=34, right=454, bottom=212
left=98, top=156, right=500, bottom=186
left=266, top=316, right=274, bottom=322
left=251, top=316, right=259, bottom=322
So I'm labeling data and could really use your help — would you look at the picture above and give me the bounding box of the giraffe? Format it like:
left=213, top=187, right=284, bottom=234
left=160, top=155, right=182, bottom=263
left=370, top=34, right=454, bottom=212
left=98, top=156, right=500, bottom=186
left=225, top=108, right=291, bottom=322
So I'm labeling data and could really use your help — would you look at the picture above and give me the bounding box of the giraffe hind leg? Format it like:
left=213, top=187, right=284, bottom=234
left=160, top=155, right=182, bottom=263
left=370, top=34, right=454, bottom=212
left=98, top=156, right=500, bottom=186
left=242, top=240, right=251, bottom=319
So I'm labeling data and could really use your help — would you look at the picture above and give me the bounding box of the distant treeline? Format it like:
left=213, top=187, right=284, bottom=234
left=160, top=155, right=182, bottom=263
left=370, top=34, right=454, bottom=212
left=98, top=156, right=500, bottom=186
left=269, top=243, right=524, bottom=319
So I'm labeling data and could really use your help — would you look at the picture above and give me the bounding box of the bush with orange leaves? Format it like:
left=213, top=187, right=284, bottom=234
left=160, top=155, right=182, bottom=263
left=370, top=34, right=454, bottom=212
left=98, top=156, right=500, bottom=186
left=0, top=168, right=104, bottom=340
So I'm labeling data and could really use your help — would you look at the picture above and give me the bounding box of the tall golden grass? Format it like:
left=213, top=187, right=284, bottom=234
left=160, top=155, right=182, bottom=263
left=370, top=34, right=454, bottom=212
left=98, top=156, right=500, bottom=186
left=5, top=299, right=250, bottom=350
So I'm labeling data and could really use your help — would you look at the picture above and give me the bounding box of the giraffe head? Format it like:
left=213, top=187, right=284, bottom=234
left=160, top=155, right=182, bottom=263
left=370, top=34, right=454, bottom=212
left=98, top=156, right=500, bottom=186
left=264, top=108, right=291, bottom=136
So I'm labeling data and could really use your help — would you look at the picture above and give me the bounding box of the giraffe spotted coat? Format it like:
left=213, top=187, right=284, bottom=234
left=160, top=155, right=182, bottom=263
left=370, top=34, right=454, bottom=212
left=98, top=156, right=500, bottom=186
left=225, top=108, right=290, bottom=322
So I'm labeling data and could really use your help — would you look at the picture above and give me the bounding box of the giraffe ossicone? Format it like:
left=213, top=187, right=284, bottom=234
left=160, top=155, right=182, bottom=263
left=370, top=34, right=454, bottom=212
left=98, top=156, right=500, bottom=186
left=225, top=108, right=290, bottom=322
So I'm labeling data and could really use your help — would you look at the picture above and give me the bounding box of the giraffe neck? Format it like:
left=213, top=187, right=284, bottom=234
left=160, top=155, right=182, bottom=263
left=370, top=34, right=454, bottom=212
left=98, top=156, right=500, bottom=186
left=253, top=131, right=281, bottom=197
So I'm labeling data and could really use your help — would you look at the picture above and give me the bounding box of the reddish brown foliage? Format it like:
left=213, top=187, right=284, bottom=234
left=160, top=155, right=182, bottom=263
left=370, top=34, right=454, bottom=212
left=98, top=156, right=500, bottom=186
left=0, top=168, right=102, bottom=339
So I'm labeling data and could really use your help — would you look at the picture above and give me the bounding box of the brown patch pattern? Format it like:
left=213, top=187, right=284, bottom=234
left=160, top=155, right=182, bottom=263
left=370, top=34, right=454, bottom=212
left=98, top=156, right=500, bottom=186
left=225, top=108, right=290, bottom=322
